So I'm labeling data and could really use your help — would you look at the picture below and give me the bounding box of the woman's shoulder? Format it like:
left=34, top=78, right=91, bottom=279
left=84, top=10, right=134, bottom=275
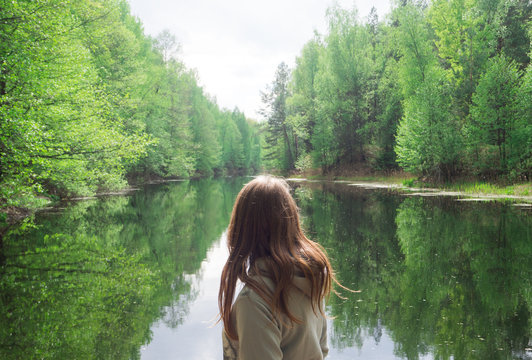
left=237, top=276, right=275, bottom=304
left=233, top=283, right=278, bottom=327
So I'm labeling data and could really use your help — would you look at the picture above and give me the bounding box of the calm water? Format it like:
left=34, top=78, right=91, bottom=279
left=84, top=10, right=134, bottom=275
left=1, top=178, right=531, bottom=359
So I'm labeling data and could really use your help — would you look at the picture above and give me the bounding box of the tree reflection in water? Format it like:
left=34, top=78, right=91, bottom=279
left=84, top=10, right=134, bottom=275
left=0, top=178, right=244, bottom=360
left=295, top=182, right=531, bottom=360
left=1, top=179, right=530, bottom=359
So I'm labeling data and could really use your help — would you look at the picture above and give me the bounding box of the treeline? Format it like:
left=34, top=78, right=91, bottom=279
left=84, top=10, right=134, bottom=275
left=0, top=0, right=261, bottom=209
left=261, top=0, right=531, bottom=181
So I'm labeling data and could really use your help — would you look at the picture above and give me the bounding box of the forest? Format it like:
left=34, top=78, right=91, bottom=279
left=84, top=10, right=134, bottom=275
left=261, top=0, right=531, bottom=182
left=0, top=1, right=531, bottom=357
left=0, top=0, right=261, bottom=211
left=0, top=0, right=531, bottom=214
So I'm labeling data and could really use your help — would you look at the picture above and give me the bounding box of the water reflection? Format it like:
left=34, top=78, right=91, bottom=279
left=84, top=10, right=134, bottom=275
left=395, top=198, right=531, bottom=359
left=295, top=182, right=532, bottom=359
left=141, top=235, right=229, bottom=360
left=0, top=178, right=245, bottom=360
left=1, top=179, right=531, bottom=360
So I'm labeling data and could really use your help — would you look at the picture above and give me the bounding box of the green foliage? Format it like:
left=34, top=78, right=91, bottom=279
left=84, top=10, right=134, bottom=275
left=498, top=0, right=531, bottom=70
left=219, top=109, right=262, bottom=174
left=0, top=0, right=262, bottom=209
left=365, top=17, right=403, bottom=170
left=395, top=70, right=462, bottom=179
left=138, top=61, right=195, bottom=178
left=467, top=55, right=526, bottom=177
left=289, top=37, right=321, bottom=156
left=517, top=65, right=532, bottom=179
left=428, top=0, right=497, bottom=109
left=315, top=6, right=371, bottom=166
left=264, top=1, right=530, bottom=180
left=261, top=62, right=296, bottom=172
left=402, top=178, right=416, bottom=187
left=0, top=0, right=150, bottom=202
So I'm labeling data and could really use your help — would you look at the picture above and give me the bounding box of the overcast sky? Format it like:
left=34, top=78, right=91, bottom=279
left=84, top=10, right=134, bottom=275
left=128, top=0, right=391, bottom=120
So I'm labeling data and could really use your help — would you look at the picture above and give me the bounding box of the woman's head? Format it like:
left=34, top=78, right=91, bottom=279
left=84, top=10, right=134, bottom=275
left=227, top=175, right=302, bottom=263
left=219, top=175, right=335, bottom=340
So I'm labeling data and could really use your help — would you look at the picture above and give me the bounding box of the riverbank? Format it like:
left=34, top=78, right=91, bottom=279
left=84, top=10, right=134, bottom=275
left=0, top=187, right=144, bottom=229
left=3, top=172, right=531, bottom=228
left=287, top=170, right=532, bottom=204
left=0, top=172, right=191, bottom=226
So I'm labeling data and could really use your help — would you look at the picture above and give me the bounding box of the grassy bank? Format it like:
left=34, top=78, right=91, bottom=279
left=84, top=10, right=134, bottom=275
left=286, top=170, right=532, bottom=201
left=418, top=180, right=532, bottom=197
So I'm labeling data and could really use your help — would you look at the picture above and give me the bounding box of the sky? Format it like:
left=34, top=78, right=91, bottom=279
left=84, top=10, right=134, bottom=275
left=128, top=0, right=391, bottom=120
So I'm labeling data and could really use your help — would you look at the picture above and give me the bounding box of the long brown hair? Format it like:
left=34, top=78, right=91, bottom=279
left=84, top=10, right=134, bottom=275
left=218, top=175, right=338, bottom=340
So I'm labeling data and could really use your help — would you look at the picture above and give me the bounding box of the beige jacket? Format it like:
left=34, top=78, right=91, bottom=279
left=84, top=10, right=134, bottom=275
left=222, top=260, right=328, bottom=360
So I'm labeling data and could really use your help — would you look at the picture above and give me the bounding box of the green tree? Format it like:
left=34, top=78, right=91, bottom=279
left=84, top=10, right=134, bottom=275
left=249, top=121, right=263, bottom=173
left=395, top=71, right=462, bottom=179
left=232, top=109, right=252, bottom=170
left=137, top=42, right=195, bottom=178
left=314, top=6, right=371, bottom=168
left=219, top=112, right=244, bottom=172
left=362, top=8, right=402, bottom=169
left=287, top=36, right=322, bottom=170
left=467, top=55, right=526, bottom=177
left=428, top=0, right=498, bottom=117
left=0, top=0, right=150, bottom=204
left=261, top=62, right=295, bottom=171
left=187, top=81, right=221, bottom=176
left=498, top=0, right=531, bottom=70
left=394, top=4, right=461, bottom=179
left=516, top=64, right=532, bottom=178
left=0, top=0, right=264, bottom=211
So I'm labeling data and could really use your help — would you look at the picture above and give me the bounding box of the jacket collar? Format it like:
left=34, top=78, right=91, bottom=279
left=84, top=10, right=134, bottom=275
left=252, top=257, right=312, bottom=297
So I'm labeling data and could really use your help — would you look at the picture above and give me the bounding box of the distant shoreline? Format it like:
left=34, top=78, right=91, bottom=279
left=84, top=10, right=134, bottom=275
left=2, top=174, right=531, bottom=229
left=284, top=171, right=532, bottom=205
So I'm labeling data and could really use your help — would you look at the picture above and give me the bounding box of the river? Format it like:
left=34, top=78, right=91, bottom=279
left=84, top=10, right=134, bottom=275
left=1, top=178, right=531, bottom=359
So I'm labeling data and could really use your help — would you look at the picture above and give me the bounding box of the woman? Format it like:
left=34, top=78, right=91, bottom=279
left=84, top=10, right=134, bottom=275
left=218, top=175, right=344, bottom=360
